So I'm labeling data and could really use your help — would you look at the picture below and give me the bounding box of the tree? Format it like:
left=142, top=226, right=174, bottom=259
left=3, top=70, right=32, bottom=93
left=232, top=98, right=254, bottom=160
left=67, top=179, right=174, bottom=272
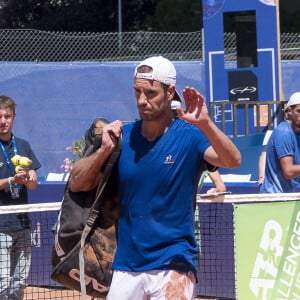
left=279, top=7, right=300, bottom=33
left=144, top=0, right=202, bottom=32
left=0, top=0, right=159, bottom=32
left=0, top=0, right=119, bottom=31
left=0, top=0, right=299, bottom=33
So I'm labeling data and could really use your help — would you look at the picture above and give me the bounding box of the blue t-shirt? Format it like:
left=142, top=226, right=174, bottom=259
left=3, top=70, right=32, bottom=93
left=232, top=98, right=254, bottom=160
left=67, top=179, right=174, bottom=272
left=260, top=120, right=300, bottom=193
left=113, top=119, right=211, bottom=277
left=0, top=135, right=41, bottom=231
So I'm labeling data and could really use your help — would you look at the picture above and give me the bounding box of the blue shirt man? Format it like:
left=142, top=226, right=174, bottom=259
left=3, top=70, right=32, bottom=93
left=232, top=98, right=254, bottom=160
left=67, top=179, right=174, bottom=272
left=260, top=92, right=300, bottom=193
left=69, top=56, right=241, bottom=299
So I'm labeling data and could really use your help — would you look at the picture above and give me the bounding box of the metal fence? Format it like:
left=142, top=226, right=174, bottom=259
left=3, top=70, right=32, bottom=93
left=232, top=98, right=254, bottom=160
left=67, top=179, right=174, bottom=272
left=209, top=100, right=287, bottom=137
left=0, top=29, right=299, bottom=62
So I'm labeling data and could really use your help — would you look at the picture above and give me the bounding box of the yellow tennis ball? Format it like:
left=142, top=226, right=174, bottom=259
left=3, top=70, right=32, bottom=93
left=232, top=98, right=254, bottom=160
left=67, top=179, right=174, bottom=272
left=15, top=165, right=21, bottom=173
left=11, top=155, right=21, bottom=166
left=19, top=156, right=32, bottom=168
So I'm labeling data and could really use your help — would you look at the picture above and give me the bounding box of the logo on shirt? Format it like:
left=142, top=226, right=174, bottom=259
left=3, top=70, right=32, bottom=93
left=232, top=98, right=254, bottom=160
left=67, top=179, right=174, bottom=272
left=164, top=155, right=175, bottom=164
left=0, top=161, right=3, bottom=168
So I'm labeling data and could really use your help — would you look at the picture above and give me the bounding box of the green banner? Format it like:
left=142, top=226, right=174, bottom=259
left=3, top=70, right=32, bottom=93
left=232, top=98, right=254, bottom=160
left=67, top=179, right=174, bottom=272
left=234, top=201, right=300, bottom=300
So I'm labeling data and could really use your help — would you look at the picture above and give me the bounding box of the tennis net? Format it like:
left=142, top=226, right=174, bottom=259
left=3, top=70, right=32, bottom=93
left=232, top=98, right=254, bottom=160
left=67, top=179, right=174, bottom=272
left=0, top=202, right=97, bottom=300
left=0, top=193, right=299, bottom=300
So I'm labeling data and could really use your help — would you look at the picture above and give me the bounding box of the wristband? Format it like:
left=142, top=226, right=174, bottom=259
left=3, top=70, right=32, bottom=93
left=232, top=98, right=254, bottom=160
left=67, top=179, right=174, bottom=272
left=258, top=176, right=264, bottom=179
left=7, top=177, right=13, bottom=191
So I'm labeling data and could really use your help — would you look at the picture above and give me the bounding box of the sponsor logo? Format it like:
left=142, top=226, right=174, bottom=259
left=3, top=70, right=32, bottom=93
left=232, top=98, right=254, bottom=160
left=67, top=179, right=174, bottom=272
left=164, top=155, right=175, bottom=164
left=69, top=268, right=109, bottom=293
left=230, top=86, right=257, bottom=95
left=249, top=220, right=284, bottom=298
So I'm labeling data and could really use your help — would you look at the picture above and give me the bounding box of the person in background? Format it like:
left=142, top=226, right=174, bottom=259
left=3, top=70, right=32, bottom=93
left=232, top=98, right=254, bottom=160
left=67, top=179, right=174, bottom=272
left=257, top=129, right=273, bottom=185
left=206, top=170, right=226, bottom=193
left=260, top=92, right=300, bottom=193
left=69, top=56, right=241, bottom=299
left=0, top=96, right=41, bottom=300
left=83, top=117, right=109, bottom=155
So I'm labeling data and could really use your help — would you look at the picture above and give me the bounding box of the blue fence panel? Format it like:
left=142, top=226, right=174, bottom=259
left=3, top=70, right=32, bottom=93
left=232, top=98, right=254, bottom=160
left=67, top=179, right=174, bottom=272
left=0, top=60, right=299, bottom=177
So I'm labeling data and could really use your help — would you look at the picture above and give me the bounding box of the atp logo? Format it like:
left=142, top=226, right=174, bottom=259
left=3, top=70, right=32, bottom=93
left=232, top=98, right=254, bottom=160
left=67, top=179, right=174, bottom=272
left=249, top=220, right=283, bottom=299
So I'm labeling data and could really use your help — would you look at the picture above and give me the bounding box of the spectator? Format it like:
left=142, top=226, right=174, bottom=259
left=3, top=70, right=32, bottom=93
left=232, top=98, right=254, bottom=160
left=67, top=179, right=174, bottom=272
left=0, top=95, right=41, bottom=300
left=260, top=92, right=300, bottom=193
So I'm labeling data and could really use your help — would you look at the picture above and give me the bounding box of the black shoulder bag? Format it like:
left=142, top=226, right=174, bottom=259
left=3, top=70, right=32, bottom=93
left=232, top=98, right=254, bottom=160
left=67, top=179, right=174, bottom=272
left=51, top=139, right=121, bottom=299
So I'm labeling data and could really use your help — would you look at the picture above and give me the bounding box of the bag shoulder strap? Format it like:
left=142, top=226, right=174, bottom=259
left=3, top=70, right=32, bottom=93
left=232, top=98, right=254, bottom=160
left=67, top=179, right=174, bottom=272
left=93, top=138, right=121, bottom=210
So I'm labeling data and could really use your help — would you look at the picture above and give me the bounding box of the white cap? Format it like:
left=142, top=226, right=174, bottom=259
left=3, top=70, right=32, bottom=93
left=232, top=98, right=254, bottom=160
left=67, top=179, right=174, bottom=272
left=286, top=92, right=300, bottom=111
left=134, top=56, right=181, bottom=101
left=134, top=56, right=176, bottom=85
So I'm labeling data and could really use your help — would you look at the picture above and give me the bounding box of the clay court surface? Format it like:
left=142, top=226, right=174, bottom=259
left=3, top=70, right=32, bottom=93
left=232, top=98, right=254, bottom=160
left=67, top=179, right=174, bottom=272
left=25, top=286, right=88, bottom=299
left=24, top=286, right=214, bottom=299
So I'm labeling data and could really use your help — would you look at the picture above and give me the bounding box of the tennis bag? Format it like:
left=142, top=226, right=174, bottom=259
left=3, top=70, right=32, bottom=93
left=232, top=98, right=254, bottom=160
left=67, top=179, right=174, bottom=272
left=51, top=139, right=121, bottom=299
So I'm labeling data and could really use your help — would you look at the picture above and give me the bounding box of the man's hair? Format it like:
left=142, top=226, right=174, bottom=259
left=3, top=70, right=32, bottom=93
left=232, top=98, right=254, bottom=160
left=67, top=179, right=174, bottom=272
left=0, top=95, right=16, bottom=113
left=136, top=65, right=169, bottom=94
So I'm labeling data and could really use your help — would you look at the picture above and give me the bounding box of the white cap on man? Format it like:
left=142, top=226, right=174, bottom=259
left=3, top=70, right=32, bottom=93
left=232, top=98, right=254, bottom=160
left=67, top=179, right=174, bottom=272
left=134, top=56, right=181, bottom=101
left=285, top=92, right=300, bottom=112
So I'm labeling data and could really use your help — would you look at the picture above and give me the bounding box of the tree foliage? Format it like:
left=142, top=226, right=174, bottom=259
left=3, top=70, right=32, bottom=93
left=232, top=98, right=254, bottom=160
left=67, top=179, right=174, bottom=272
left=0, top=0, right=299, bottom=33
left=144, top=0, right=202, bottom=32
left=0, top=0, right=118, bottom=31
left=0, top=0, right=158, bottom=32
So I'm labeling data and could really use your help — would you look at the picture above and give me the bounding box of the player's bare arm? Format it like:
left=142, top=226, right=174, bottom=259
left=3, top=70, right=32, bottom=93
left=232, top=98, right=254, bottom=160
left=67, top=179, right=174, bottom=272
left=69, top=120, right=123, bottom=192
left=177, top=86, right=241, bottom=169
